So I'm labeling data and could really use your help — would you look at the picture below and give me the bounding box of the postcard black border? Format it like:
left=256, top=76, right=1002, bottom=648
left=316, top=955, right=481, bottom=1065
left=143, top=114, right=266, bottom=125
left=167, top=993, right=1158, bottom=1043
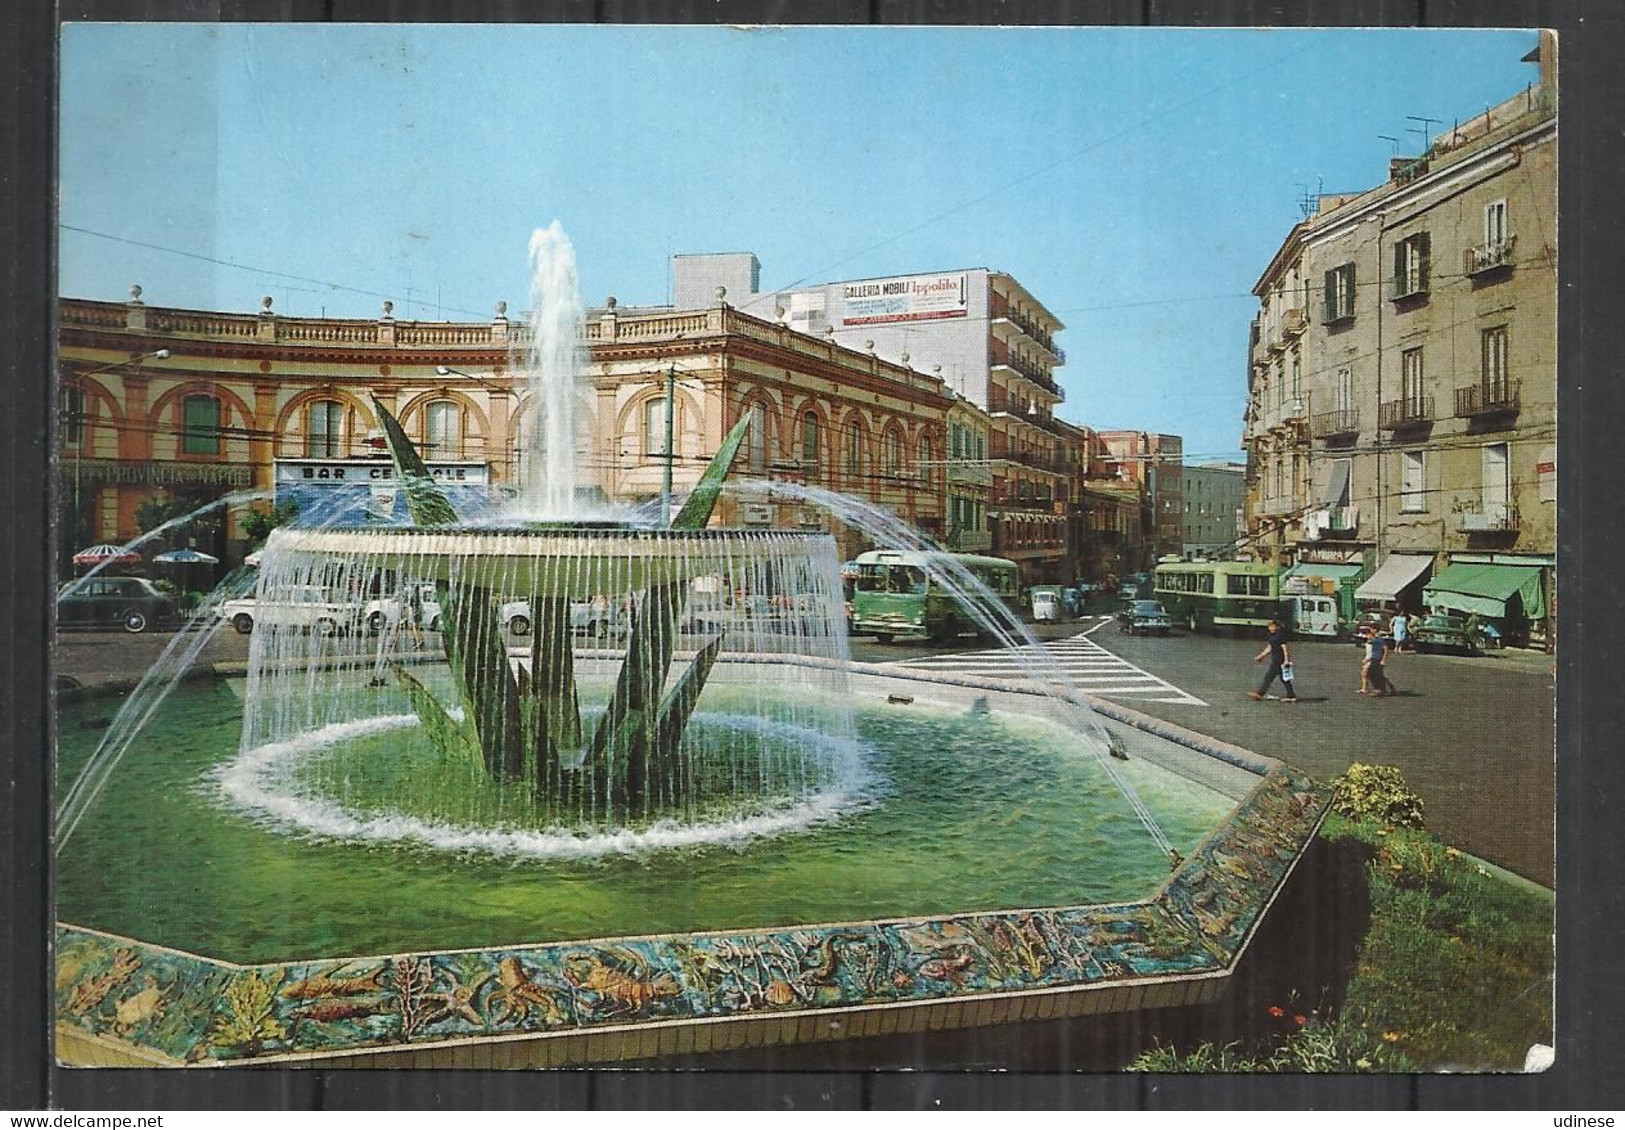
left=4, top=0, right=1618, bottom=1112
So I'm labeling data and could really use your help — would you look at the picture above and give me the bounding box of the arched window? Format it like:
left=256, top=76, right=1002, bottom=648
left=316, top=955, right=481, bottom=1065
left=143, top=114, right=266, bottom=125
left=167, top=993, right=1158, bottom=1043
left=182, top=394, right=221, bottom=455
left=844, top=424, right=865, bottom=479
left=801, top=413, right=821, bottom=470
left=424, top=400, right=462, bottom=459
left=883, top=429, right=902, bottom=476
left=917, top=435, right=933, bottom=484
left=644, top=397, right=670, bottom=458
left=307, top=399, right=345, bottom=458
left=746, top=402, right=769, bottom=472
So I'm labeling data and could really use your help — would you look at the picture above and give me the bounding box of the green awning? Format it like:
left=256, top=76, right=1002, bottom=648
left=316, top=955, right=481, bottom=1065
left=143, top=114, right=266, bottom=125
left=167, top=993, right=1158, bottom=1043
left=1284, top=563, right=1364, bottom=582
left=1423, top=563, right=1546, bottom=621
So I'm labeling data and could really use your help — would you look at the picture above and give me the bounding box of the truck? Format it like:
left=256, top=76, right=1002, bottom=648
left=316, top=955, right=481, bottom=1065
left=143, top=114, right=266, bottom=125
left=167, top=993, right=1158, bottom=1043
left=1280, top=572, right=1359, bottom=639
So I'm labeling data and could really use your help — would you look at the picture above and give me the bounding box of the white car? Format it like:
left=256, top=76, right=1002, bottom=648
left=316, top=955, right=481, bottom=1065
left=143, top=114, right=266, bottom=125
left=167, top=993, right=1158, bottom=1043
left=364, top=584, right=446, bottom=634
left=498, top=599, right=621, bottom=639
left=219, top=586, right=364, bottom=637
left=357, top=588, right=621, bottom=639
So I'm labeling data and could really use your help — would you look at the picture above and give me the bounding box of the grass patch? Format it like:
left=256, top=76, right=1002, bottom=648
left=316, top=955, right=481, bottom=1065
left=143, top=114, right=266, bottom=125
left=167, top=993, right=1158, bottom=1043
left=1131, top=810, right=1552, bottom=1073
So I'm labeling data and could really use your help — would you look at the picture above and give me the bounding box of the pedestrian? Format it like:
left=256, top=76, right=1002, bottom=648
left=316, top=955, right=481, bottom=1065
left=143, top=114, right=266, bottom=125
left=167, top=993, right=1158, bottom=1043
left=1360, top=628, right=1396, bottom=696
left=1392, top=607, right=1411, bottom=652
left=1249, top=619, right=1297, bottom=701
left=402, top=583, right=425, bottom=647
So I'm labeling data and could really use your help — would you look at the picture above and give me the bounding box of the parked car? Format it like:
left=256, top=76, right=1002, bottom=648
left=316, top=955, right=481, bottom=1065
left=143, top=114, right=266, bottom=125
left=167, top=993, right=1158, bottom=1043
left=56, top=576, right=175, bottom=634
left=1350, top=610, right=1390, bottom=644
left=1411, top=611, right=1482, bottom=656
left=1117, top=599, right=1173, bottom=636
left=364, top=583, right=445, bottom=634
left=219, top=586, right=364, bottom=636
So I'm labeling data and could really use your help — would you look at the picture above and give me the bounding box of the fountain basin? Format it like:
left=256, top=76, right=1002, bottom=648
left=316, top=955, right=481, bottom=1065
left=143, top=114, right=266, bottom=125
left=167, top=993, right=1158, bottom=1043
left=265, top=526, right=832, bottom=598
left=54, top=662, right=1328, bottom=1068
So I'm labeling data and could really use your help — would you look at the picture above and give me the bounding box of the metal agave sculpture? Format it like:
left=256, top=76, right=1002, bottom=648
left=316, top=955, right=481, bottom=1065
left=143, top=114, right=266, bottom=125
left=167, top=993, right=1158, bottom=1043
left=371, top=396, right=751, bottom=821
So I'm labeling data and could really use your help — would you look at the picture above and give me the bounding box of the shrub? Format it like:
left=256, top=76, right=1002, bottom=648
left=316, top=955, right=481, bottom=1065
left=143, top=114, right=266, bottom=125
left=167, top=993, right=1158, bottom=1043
left=1330, top=762, right=1426, bottom=828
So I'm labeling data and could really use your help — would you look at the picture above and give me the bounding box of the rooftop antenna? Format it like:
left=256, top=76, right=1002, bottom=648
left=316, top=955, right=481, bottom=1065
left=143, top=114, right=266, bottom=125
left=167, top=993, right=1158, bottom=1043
left=1294, top=175, right=1325, bottom=220
left=1405, top=115, right=1442, bottom=152
left=1378, top=134, right=1403, bottom=156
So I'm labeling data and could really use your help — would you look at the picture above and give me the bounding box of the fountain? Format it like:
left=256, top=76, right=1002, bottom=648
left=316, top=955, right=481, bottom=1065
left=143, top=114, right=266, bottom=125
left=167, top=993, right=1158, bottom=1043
left=53, top=230, right=1329, bottom=1069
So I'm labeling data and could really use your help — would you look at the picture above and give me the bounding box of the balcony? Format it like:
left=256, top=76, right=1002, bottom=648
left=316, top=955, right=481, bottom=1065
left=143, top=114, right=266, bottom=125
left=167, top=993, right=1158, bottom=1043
left=990, top=315, right=1064, bottom=364
left=947, top=462, right=992, bottom=488
left=1456, top=502, right=1520, bottom=534
left=1379, top=396, right=1435, bottom=431
left=1455, top=379, right=1521, bottom=418
left=1305, top=505, right=1359, bottom=541
left=945, top=528, right=993, bottom=553
left=991, top=355, right=1062, bottom=398
left=1311, top=408, right=1359, bottom=440
left=1464, top=235, right=1517, bottom=276
left=1283, top=308, right=1309, bottom=338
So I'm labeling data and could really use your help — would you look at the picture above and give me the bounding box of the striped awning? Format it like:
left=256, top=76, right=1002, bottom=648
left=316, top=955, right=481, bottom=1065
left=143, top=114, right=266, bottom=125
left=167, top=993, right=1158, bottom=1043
left=1354, top=553, right=1433, bottom=603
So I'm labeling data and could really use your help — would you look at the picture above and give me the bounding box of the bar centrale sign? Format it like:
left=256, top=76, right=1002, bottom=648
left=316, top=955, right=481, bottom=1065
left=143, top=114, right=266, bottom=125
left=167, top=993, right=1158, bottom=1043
left=274, top=459, right=489, bottom=484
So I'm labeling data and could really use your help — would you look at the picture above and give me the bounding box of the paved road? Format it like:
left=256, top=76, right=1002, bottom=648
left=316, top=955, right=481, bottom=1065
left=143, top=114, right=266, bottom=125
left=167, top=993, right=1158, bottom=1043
left=55, top=611, right=1556, bottom=886
left=886, top=620, right=1205, bottom=705
left=861, top=615, right=1554, bottom=886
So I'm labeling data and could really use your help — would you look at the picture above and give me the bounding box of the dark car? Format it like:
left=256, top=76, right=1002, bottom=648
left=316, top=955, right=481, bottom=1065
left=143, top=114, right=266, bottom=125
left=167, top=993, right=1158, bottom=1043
left=1117, top=599, right=1173, bottom=636
left=1412, top=612, right=1481, bottom=656
left=1350, top=611, right=1390, bottom=645
left=56, top=576, right=175, bottom=633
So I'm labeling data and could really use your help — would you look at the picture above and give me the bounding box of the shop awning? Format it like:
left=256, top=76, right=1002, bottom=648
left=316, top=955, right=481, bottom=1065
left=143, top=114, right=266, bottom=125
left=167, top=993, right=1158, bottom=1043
left=1354, top=553, right=1433, bottom=604
left=1284, top=562, right=1364, bottom=582
left=1320, top=461, right=1351, bottom=507
left=1424, top=563, right=1546, bottom=621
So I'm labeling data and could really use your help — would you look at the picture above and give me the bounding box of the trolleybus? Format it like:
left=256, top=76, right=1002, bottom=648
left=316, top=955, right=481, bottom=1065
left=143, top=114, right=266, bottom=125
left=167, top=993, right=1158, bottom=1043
left=850, top=549, right=1022, bottom=643
left=1152, top=559, right=1283, bottom=635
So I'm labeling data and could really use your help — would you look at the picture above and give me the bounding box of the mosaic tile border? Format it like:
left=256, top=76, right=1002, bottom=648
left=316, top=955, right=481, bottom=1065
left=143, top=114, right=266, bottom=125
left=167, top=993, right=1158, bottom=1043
left=55, top=764, right=1328, bottom=1067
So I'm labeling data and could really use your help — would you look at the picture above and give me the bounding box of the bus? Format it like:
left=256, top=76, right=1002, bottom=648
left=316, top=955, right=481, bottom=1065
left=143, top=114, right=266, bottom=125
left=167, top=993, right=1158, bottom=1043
left=1152, top=559, right=1283, bottom=635
left=850, top=550, right=1022, bottom=644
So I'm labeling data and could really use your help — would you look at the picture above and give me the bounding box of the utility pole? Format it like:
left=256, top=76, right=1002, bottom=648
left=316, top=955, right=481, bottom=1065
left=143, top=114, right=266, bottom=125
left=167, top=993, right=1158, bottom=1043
left=661, top=363, right=677, bottom=525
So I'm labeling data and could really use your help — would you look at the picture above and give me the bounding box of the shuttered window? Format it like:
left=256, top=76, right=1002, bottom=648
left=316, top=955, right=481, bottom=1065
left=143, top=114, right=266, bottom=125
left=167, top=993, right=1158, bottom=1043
left=1393, top=233, right=1431, bottom=298
left=182, top=395, right=220, bottom=455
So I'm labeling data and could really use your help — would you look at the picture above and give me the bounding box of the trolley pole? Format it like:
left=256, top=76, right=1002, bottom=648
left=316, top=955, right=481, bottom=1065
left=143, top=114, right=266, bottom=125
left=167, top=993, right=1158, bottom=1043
left=661, top=364, right=677, bottom=525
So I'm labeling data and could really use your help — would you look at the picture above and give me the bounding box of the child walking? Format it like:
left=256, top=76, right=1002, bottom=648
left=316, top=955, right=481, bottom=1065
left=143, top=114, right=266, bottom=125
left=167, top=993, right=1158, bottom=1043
left=1249, top=619, right=1297, bottom=701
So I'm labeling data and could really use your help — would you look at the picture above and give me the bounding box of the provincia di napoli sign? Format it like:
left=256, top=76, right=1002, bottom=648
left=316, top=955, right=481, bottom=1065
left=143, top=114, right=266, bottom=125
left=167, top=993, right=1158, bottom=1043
left=840, top=271, right=969, bottom=326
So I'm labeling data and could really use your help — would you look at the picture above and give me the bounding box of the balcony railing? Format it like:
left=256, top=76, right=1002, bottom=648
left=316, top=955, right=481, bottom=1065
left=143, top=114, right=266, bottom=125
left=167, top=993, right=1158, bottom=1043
left=945, top=528, right=993, bottom=553
left=1311, top=408, right=1359, bottom=439
left=1008, top=310, right=1065, bottom=361
left=947, top=463, right=993, bottom=488
left=992, top=355, right=1061, bottom=396
left=992, top=314, right=1065, bottom=363
left=1309, top=505, right=1360, bottom=540
left=1283, top=308, right=1309, bottom=338
left=1379, top=396, right=1435, bottom=430
left=1456, top=503, right=1520, bottom=533
left=1455, top=379, right=1521, bottom=417
left=1464, top=235, right=1517, bottom=275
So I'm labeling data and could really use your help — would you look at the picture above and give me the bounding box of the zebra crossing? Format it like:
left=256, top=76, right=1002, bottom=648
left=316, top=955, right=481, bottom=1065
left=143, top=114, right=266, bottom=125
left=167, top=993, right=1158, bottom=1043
left=885, top=618, right=1206, bottom=706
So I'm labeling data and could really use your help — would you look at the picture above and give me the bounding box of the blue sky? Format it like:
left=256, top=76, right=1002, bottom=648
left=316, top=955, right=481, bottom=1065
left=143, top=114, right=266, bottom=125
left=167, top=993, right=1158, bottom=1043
left=59, top=24, right=1540, bottom=461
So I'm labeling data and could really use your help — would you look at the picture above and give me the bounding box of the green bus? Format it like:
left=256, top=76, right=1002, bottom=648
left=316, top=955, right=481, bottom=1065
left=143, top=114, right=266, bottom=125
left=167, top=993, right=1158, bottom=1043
left=850, top=549, right=1022, bottom=644
left=1152, top=559, right=1283, bottom=635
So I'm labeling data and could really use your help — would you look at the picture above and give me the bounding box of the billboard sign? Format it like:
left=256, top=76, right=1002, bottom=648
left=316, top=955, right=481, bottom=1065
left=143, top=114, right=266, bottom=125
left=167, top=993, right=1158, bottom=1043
left=840, top=272, right=969, bottom=327
left=274, top=459, right=491, bottom=527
